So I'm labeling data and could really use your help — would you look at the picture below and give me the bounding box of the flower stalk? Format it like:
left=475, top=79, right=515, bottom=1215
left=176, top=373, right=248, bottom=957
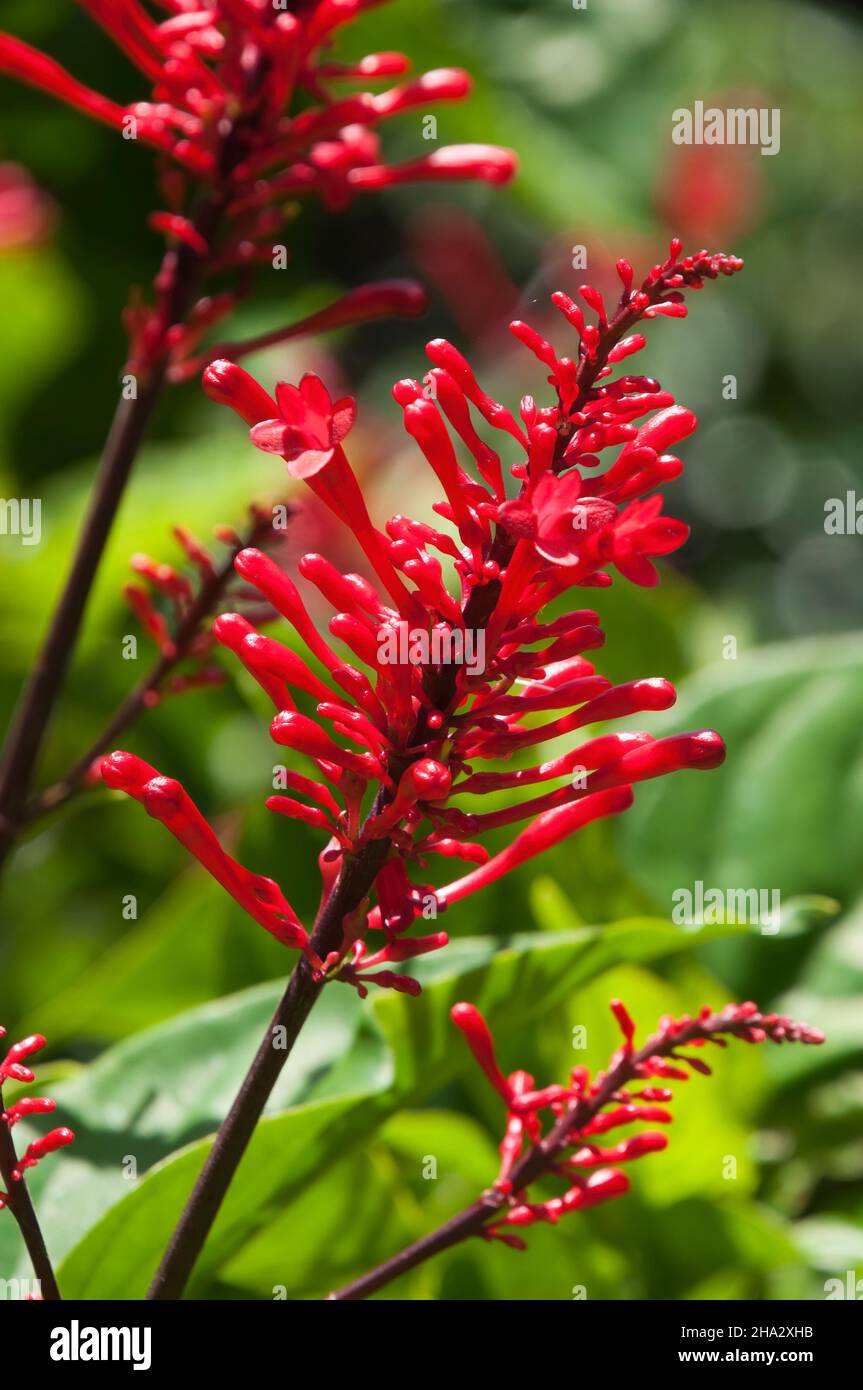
left=0, top=1028, right=75, bottom=1300
left=327, top=1000, right=825, bottom=1300
left=0, top=0, right=513, bottom=872
left=130, top=240, right=744, bottom=1297
left=23, top=508, right=276, bottom=825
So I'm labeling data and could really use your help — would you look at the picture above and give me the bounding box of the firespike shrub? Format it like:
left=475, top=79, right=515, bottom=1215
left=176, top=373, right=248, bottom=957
left=0, top=0, right=827, bottom=1304
left=104, top=244, right=743, bottom=993
left=99, top=242, right=823, bottom=1296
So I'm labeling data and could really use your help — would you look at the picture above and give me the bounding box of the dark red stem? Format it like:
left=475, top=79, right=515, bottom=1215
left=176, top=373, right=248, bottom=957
left=0, top=210, right=220, bottom=873
left=143, top=262, right=684, bottom=1300
left=0, top=1087, right=62, bottom=1300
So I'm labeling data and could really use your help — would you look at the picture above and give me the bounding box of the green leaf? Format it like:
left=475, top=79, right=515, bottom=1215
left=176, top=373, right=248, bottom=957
left=221, top=1110, right=498, bottom=1299
left=52, top=919, right=731, bottom=1298
left=529, top=875, right=586, bottom=931
left=618, top=634, right=863, bottom=907
left=617, top=635, right=863, bottom=1000
left=793, top=1217, right=863, bottom=1273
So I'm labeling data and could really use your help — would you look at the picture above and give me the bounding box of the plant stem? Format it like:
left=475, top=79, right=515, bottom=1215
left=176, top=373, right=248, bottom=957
left=144, top=261, right=685, bottom=1300
left=326, top=1012, right=751, bottom=1300
left=146, top=831, right=390, bottom=1300
left=0, top=212, right=219, bottom=875
left=0, top=1088, right=62, bottom=1300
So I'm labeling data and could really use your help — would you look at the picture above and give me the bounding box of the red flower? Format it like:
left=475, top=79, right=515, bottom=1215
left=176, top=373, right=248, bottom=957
left=498, top=471, right=617, bottom=567
left=603, top=494, right=690, bottom=588
left=107, top=242, right=741, bottom=998
left=250, top=374, right=356, bottom=479
left=0, top=4, right=516, bottom=375
left=449, top=997, right=824, bottom=1244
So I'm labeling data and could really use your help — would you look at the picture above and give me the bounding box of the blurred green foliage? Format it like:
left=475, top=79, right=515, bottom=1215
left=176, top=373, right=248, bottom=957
left=1, top=0, right=862, bottom=1299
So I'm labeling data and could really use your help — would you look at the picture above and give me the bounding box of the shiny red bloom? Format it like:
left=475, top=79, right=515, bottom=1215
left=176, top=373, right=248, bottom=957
left=449, top=998, right=824, bottom=1247
left=250, top=374, right=356, bottom=478
left=498, top=471, right=617, bottom=567
left=105, top=241, right=741, bottom=997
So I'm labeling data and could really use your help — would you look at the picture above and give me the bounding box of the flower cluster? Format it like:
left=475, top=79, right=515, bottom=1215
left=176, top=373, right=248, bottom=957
left=0, top=1, right=515, bottom=376
left=450, top=998, right=825, bottom=1247
left=0, top=1028, right=75, bottom=1209
left=103, top=241, right=742, bottom=994
left=123, top=506, right=277, bottom=701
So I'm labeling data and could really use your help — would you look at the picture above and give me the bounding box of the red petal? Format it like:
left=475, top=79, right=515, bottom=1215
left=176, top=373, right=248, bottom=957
left=614, top=551, right=659, bottom=586
left=497, top=498, right=537, bottom=539
left=250, top=419, right=295, bottom=453
left=286, top=447, right=336, bottom=479
left=274, top=380, right=307, bottom=421
left=299, top=372, right=333, bottom=416
left=330, top=399, right=356, bottom=442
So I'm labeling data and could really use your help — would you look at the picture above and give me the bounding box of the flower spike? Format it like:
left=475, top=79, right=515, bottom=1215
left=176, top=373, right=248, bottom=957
left=107, top=241, right=740, bottom=998
left=0, top=4, right=516, bottom=378
left=448, top=998, right=824, bottom=1240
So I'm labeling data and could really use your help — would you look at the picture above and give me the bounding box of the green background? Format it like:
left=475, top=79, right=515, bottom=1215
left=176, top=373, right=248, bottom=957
left=1, top=0, right=862, bottom=1299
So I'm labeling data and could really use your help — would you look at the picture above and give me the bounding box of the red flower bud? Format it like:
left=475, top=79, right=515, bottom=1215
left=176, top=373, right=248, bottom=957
left=11, top=1127, right=75, bottom=1182
left=451, top=1003, right=514, bottom=1103
left=203, top=360, right=278, bottom=427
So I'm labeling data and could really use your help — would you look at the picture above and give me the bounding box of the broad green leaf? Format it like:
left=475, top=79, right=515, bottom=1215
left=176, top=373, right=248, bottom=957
left=618, top=635, right=863, bottom=908
left=220, top=1145, right=423, bottom=1301
left=221, top=1110, right=497, bottom=1299
left=617, top=636, right=863, bottom=1003
left=0, top=981, right=366, bottom=1283
left=57, top=1092, right=391, bottom=1301
left=53, top=920, right=733, bottom=1297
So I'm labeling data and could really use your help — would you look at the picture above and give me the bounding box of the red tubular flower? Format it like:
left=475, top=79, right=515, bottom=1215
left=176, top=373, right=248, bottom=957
left=450, top=1003, right=514, bottom=1103
left=250, top=374, right=357, bottom=476
left=172, top=279, right=426, bottom=381
left=0, top=4, right=516, bottom=376
left=10, top=1129, right=76, bottom=1184
left=0, top=1026, right=75, bottom=1211
left=447, top=998, right=824, bottom=1242
left=106, top=241, right=741, bottom=998
left=2, top=1097, right=56, bottom=1127
left=101, top=750, right=318, bottom=963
